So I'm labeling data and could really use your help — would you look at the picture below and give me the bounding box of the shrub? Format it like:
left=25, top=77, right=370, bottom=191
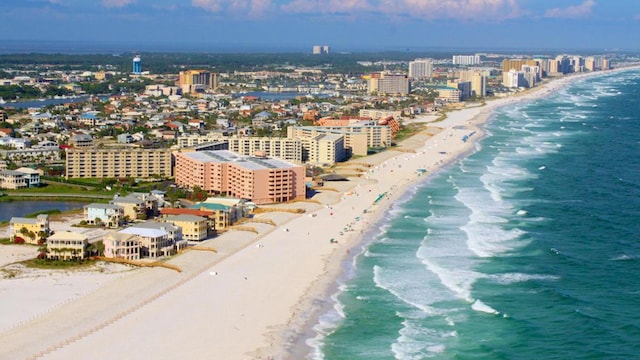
left=14, top=237, right=25, bottom=244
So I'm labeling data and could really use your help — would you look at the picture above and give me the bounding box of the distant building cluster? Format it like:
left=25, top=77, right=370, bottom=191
left=312, top=45, right=330, bottom=54
left=452, top=55, right=481, bottom=66
left=501, top=55, right=609, bottom=88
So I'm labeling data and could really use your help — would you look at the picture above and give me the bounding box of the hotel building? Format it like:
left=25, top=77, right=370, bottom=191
left=458, top=70, right=487, bottom=97
left=408, top=59, right=433, bottom=79
left=502, top=59, right=543, bottom=82
left=447, top=80, right=472, bottom=101
left=173, top=150, right=306, bottom=204
left=367, top=72, right=410, bottom=95
left=65, top=148, right=172, bottom=179
left=178, top=70, right=218, bottom=93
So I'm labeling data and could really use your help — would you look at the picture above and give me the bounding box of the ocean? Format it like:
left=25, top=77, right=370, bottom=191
left=308, top=69, right=640, bottom=359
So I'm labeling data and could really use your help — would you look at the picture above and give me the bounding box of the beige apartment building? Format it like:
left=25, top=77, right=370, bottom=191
left=367, top=72, right=410, bottom=95
left=227, top=137, right=303, bottom=163
left=175, top=133, right=226, bottom=148
left=178, top=70, right=218, bottom=93
left=297, top=133, right=346, bottom=165
left=288, top=125, right=391, bottom=157
left=359, top=109, right=403, bottom=121
left=174, top=150, right=306, bottom=205
left=65, top=148, right=172, bottom=179
left=163, top=214, right=209, bottom=241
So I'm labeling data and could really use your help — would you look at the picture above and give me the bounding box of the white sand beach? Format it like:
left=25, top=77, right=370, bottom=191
left=0, top=68, right=633, bottom=360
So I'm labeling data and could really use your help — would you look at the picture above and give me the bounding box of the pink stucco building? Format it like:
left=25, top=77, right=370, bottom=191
left=174, top=150, right=306, bottom=204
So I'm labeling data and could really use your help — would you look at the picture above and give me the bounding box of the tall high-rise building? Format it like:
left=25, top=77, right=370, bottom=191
left=459, top=70, right=487, bottom=97
left=502, top=59, right=543, bottom=83
left=408, top=58, right=433, bottom=79
left=178, top=70, right=218, bottom=93
left=132, top=55, right=142, bottom=74
left=367, top=72, right=410, bottom=95
left=503, top=69, right=524, bottom=88
left=447, top=80, right=472, bottom=101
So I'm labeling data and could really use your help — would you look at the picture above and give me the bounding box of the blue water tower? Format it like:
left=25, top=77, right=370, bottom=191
left=132, top=55, right=142, bottom=74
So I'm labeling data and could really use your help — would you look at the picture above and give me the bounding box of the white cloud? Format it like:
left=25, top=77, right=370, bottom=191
left=281, top=0, right=522, bottom=20
left=101, top=0, right=135, bottom=8
left=192, top=0, right=273, bottom=16
left=545, top=0, right=595, bottom=19
left=281, top=0, right=371, bottom=14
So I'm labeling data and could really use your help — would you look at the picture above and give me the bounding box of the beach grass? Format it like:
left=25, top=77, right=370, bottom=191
left=20, top=258, right=96, bottom=270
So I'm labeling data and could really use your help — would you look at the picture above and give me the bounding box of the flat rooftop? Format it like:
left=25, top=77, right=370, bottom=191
left=181, top=150, right=299, bottom=170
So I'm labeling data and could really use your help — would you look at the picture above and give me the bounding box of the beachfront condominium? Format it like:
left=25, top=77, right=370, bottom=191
left=408, top=59, right=433, bottom=79
left=503, top=69, right=525, bottom=88
left=65, top=148, right=172, bottom=179
left=458, top=70, right=487, bottom=97
left=175, top=133, right=226, bottom=149
left=178, top=70, right=218, bottom=94
left=453, top=55, right=481, bottom=66
left=288, top=124, right=392, bottom=157
left=447, top=80, right=472, bottom=101
left=226, top=137, right=303, bottom=164
left=173, top=150, right=306, bottom=204
left=436, top=87, right=462, bottom=103
left=367, top=72, right=410, bottom=95
left=502, top=59, right=543, bottom=82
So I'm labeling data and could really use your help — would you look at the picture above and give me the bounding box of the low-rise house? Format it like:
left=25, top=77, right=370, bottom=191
left=129, top=221, right=187, bottom=251
left=103, top=231, right=140, bottom=260
left=119, top=227, right=174, bottom=258
left=46, top=231, right=89, bottom=260
left=117, top=133, right=135, bottom=144
left=69, top=133, right=94, bottom=147
left=84, top=203, right=125, bottom=228
left=0, top=170, right=28, bottom=189
left=15, top=167, right=40, bottom=187
left=163, top=214, right=209, bottom=241
left=9, top=214, right=50, bottom=244
left=111, top=193, right=159, bottom=220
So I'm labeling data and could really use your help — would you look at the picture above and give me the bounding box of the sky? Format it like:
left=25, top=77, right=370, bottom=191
left=0, top=0, right=639, bottom=52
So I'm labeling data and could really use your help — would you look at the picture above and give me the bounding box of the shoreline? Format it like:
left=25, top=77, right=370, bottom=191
left=275, top=65, right=640, bottom=359
left=0, top=66, right=638, bottom=359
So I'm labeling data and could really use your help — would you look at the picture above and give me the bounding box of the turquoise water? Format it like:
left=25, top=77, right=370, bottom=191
left=309, top=69, right=640, bottom=359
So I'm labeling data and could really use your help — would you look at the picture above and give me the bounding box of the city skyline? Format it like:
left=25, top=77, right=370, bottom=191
left=0, top=0, right=639, bottom=52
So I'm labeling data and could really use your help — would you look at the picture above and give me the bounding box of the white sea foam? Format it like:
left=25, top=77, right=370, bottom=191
left=611, top=254, right=637, bottom=261
left=391, top=318, right=456, bottom=360
left=471, top=300, right=500, bottom=315
left=488, top=273, right=560, bottom=285
left=418, top=258, right=481, bottom=301
left=372, top=265, right=439, bottom=314
left=307, top=283, right=350, bottom=360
